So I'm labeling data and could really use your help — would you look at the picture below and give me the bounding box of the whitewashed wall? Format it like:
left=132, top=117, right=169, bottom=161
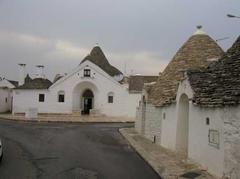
left=160, top=104, right=177, bottom=151
left=13, top=61, right=140, bottom=118
left=177, top=79, right=224, bottom=177
left=188, top=106, right=224, bottom=177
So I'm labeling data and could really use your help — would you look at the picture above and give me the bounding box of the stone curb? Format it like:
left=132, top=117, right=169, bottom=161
left=0, top=116, right=135, bottom=124
left=119, top=128, right=217, bottom=179
left=119, top=128, right=165, bottom=178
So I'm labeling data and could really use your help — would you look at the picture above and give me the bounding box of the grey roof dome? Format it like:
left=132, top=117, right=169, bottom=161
left=188, top=36, right=240, bottom=107
left=16, top=78, right=52, bottom=89
left=80, top=46, right=123, bottom=77
left=148, top=29, right=224, bottom=106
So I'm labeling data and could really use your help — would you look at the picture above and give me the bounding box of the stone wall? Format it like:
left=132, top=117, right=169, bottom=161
left=144, top=104, right=162, bottom=144
left=135, top=102, right=162, bottom=145
left=223, top=106, right=240, bottom=179
left=135, top=105, right=143, bottom=134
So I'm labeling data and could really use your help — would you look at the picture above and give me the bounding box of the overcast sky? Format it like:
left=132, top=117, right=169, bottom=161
left=0, top=0, right=239, bottom=81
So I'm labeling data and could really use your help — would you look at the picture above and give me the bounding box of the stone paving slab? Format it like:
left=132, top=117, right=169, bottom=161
left=0, top=113, right=134, bottom=123
left=119, top=128, right=218, bottom=179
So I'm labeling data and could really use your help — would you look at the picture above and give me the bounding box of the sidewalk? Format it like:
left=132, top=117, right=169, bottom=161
left=0, top=113, right=134, bottom=123
left=119, top=128, right=217, bottom=179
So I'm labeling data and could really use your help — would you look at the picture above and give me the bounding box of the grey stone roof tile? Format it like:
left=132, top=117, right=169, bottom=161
left=129, top=75, right=158, bottom=93
left=80, top=46, right=123, bottom=77
left=148, top=32, right=224, bottom=106
left=188, top=36, right=240, bottom=107
left=16, top=78, right=52, bottom=89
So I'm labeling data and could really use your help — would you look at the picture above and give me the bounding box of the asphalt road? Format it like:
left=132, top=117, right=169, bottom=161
left=0, top=120, right=160, bottom=179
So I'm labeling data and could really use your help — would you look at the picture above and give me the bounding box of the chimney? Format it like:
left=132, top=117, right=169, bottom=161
left=36, top=65, right=45, bottom=79
left=18, top=64, right=26, bottom=86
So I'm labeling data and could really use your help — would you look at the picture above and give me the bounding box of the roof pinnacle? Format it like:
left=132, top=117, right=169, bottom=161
left=193, top=25, right=206, bottom=35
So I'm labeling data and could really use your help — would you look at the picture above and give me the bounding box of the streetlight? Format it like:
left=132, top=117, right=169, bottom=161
left=216, top=37, right=230, bottom=42
left=227, top=14, right=240, bottom=18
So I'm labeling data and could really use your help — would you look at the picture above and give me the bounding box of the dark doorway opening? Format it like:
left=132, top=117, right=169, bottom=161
left=82, top=89, right=94, bottom=115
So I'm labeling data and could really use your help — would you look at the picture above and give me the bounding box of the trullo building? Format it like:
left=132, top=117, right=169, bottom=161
left=9, top=46, right=157, bottom=117
left=135, top=28, right=240, bottom=178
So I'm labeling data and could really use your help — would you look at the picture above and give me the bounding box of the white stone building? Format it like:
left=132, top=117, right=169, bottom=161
left=10, top=46, right=157, bottom=118
left=136, top=28, right=240, bottom=178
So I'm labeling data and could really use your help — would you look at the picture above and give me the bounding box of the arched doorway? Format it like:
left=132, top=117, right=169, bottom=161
left=72, top=81, right=98, bottom=114
left=176, top=93, right=189, bottom=157
left=82, top=89, right=94, bottom=115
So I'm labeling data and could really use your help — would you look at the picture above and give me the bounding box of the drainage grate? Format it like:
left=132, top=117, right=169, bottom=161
left=180, top=172, right=201, bottom=179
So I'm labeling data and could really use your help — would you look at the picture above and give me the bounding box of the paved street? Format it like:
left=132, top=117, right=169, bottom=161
left=0, top=119, right=160, bottom=179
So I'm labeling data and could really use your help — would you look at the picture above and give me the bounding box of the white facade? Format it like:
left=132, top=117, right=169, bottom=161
left=177, top=79, right=224, bottom=176
left=13, top=60, right=141, bottom=118
left=135, top=77, right=240, bottom=177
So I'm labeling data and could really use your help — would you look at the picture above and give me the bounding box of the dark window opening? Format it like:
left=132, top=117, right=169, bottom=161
left=39, top=94, right=45, bottom=102
left=206, top=117, right=210, bottom=125
left=84, top=69, right=91, bottom=77
left=58, top=94, right=65, bottom=102
left=108, top=96, right=113, bottom=103
left=5, top=98, right=7, bottom=103
left=163, top=112, right=166, bottom=120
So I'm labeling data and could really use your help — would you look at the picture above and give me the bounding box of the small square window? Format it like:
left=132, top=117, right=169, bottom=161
left=58, top=94, right=65, bottom=103
left=108, top=96, right=113, bottom=103
left=84, top=69, right=91, bottom=77
left=39, top=94, right=45, bottom=102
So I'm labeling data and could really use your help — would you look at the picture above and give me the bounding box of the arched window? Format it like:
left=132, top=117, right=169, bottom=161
left=58, top=91, right=65, bottom=103
left=108, top=92, right=114, bottom=103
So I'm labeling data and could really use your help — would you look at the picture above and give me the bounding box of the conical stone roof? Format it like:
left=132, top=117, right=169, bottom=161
left=80, top=46, right=123, bottom=77
left=188, top=36, right=240, bottom=107
left=148, top=27, right=225, bottom=106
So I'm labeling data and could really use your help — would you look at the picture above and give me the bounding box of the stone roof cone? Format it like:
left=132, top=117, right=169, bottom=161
left=225, top=35, right=240, bottom=57
left=188, top=35, right=240, bottom=107
left=148, top=26, right=225, bottom=106
left=80, top=46, right=123, bottom=77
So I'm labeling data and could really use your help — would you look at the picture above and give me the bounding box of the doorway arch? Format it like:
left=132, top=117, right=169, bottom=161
left=72, top=81, right=98, bottom=114
left=176, top=93, right=189, bottom=157
left=82, top=89, right=94, bottom=115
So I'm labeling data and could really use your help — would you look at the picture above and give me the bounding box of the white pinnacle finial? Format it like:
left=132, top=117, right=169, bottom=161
left=193, top=25, right=206, bottom=35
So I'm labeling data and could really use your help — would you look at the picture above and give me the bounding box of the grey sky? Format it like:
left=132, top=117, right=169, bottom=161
left=0, top=0, right=239, bottom=81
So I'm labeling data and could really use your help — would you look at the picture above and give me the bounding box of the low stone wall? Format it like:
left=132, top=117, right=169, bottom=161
left=135, top=102, right=162, bottom=145
left=144, top=104, right=161, bottom=144
left=135, top=106, right=142, bottom=134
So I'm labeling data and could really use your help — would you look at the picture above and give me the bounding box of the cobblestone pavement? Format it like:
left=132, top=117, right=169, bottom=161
left=0, top=120, right=160, bottom=179
left=120, top=128, right=218, bottom=179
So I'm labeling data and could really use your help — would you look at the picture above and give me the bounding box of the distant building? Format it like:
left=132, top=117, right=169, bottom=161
left=8, top=46, right=157, bottom=117
left=135, top=27, right=240, bottom=177
left=0, top=78, right=18, bottom=113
